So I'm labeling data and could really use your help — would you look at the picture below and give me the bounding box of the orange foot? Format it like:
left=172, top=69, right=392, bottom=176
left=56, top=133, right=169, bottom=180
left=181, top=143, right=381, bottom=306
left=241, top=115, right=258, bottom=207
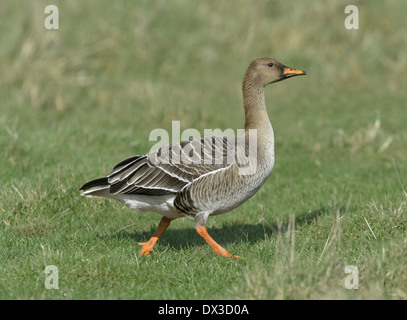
left=196, top=226, right=246, bottom=260
left=137, top=241, right=155, bottom=256
left=137, top=217, right=171, bottom=256
left=216, top=249, right=246, bottom=260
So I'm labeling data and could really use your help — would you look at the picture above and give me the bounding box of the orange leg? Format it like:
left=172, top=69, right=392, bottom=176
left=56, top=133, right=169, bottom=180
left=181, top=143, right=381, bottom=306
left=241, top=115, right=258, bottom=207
left=138, top=216, right=171, bottom=256
left=196, top=226, right=246, bottom=259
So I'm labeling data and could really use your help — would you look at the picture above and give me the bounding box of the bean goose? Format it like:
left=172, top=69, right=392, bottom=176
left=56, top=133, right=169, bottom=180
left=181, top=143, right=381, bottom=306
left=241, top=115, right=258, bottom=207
left=80, top=57, right=306, bottom=258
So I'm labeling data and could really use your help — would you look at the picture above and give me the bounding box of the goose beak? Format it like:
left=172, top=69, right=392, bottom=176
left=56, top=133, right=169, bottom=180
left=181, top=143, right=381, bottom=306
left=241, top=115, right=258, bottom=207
left=282, top=65, right=307, bottom=78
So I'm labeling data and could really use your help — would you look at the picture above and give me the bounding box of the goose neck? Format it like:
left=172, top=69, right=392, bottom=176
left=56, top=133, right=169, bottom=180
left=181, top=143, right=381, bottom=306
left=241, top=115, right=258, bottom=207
left=243, top=83, right=271, bottom=132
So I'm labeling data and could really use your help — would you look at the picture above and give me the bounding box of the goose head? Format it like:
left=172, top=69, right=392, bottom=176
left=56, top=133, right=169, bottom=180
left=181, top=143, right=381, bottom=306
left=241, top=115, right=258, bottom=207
left=245, top=57, right=306, bottom=88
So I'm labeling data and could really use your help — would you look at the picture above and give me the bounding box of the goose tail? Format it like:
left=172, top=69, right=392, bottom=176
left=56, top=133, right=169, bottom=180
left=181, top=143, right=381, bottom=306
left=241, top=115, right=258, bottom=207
left=80, top=177, right=111, bottom=197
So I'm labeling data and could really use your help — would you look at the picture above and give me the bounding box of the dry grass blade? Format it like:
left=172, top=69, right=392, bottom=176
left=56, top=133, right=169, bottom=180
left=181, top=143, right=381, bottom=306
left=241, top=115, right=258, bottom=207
left=364, top=217, right=377, bottom=240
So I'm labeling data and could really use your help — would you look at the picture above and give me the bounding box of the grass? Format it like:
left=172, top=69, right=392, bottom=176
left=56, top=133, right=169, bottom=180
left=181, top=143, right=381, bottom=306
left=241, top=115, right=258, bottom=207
left=1, top=0, right=407, bottom=299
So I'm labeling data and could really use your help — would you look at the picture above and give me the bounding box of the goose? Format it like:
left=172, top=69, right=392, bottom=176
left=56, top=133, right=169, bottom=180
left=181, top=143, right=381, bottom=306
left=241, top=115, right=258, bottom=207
left=80, top=57, right=306, bottom=258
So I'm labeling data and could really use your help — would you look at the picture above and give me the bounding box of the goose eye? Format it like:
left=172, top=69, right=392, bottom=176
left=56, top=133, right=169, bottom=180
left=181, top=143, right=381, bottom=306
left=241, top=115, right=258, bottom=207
left=268, top=63, right=273, bottom=67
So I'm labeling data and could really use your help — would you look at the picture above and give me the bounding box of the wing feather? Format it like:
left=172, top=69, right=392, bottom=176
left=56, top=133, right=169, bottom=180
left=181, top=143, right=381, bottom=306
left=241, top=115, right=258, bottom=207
left=105, top=136, right=239, bottom=196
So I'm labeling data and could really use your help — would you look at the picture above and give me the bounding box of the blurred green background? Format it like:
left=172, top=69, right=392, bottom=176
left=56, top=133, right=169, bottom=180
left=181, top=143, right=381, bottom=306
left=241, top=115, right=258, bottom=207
left=0, top=0, right=406, bottom=299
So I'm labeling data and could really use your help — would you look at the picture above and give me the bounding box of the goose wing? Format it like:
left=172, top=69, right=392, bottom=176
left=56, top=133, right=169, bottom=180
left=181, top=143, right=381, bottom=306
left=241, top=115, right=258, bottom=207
left=106, top=136, right=239, bottom=196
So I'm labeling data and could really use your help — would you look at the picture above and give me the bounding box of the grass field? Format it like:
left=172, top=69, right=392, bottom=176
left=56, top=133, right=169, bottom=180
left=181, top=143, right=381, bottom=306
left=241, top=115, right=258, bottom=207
left=1, top=0, right=407, bottom=299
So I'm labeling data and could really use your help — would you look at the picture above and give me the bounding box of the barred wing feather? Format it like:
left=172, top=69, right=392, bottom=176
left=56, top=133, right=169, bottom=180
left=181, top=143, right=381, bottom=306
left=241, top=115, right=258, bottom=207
left=106, top=136, right=239, bottom=196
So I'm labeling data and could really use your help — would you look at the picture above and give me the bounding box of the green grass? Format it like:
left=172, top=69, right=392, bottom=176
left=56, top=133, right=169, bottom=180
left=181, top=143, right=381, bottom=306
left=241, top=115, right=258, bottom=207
left=1, top=0, right=407, bottom=299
